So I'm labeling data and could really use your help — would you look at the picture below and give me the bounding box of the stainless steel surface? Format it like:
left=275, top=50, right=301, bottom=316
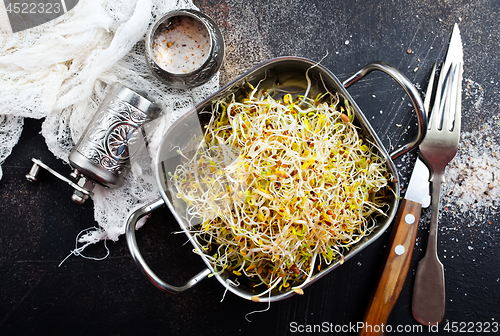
left=145, top=9, right=225, bottom=89
left=403, top=155, right=431, bottom=207
left=126, top=56, right=427, bottom=302
left=412, top=23, right=464, bottom=325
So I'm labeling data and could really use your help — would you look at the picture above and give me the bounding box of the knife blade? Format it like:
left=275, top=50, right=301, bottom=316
left=404, top=62, right=436, bottom=209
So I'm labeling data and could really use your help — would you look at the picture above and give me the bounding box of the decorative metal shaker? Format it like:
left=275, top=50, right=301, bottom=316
left=27, top=83, right=161, bottom=204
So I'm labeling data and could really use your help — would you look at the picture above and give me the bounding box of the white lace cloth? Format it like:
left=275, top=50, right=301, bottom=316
left=0, top=0, right=219, bottom=245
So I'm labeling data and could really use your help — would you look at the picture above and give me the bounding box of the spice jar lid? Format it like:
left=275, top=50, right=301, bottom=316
left=114, top=85, right=162, bottom=119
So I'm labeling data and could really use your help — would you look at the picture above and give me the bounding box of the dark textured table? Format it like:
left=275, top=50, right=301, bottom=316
left=1, top=0, right=499, bottom=335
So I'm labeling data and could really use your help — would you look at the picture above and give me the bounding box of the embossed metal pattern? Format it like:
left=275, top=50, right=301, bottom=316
left=76, top=96, right=148, bottom=175
left=68, top=83, right=160, bottom=189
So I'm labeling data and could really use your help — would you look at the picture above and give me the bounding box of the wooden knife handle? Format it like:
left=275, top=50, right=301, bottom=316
left=359, top=199, right=422, bottom=336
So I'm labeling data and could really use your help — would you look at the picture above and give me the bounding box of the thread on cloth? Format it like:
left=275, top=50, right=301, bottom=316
left=58, top=227, right=111, bottom=267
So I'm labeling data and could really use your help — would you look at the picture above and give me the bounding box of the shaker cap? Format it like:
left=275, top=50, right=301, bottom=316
left=113, top=84, right=162, bottom=119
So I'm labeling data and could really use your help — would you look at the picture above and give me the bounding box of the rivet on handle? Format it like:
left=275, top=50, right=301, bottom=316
left=395, top=245, right=405, bottom=255
left=405, top=214, right=416, bottom=224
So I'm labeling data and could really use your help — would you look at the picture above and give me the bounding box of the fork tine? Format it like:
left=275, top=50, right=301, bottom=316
left=443, top=63, right=463, bottom=132
left=442, top=65, right=456, bottom=131
left=431, top=64, right=453, bottom=130
left=453, top=63, right=463, bottom=134
left=424, top=63, right=437, bottom=117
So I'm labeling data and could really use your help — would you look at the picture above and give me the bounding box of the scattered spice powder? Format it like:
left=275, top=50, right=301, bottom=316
left=152, top=16, right=211, bottom=74
left=441, top=79, right=498, bottom=214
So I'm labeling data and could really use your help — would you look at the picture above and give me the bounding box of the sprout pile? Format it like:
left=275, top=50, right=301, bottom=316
left=171, top=79, right=394, bottom=299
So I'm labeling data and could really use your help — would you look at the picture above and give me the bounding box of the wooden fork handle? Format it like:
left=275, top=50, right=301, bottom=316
left=359, top=199, right=422, bottom=336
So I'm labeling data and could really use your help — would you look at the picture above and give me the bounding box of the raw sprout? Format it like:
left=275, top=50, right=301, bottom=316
left=171, top=81, right=393, bottom=297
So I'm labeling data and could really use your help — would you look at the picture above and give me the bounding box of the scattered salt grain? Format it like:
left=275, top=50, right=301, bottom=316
left=442, top=124, right=499, bottom=213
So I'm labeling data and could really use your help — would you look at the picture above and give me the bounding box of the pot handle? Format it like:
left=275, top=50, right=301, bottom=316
left=125, top=197, right=211, bottom=293
left=342, top=61, right=427, bottom=160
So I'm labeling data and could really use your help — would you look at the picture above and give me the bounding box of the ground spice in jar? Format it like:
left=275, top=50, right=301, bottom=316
left=152, top=16, right=211, bottom=74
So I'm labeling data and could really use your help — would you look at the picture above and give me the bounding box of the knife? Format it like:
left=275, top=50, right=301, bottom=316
left=359, top=69, right=436, bottom=335
left=359, top=82, right=433, bottom=336
left=359, top=157, right=430, bottom=335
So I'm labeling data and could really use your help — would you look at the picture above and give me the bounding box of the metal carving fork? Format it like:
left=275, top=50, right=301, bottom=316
left=412, top=23, right=463, bottom=325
